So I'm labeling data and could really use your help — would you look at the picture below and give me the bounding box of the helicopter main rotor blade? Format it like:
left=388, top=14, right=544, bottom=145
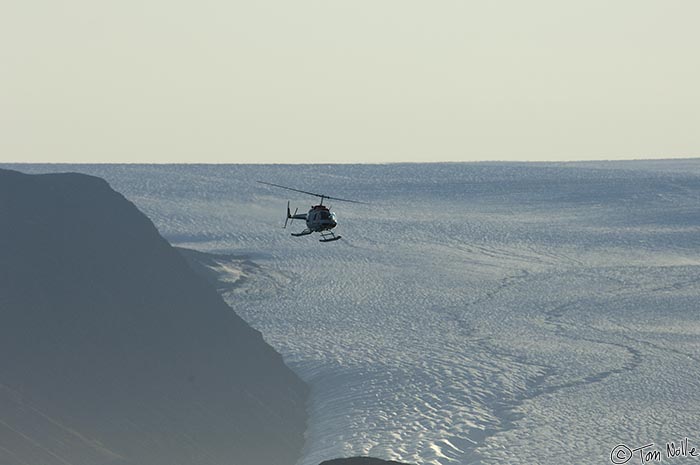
left=257, top=180, right=367, bottom=204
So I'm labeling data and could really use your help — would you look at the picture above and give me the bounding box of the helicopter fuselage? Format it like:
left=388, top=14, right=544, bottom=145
left=305, top=205, right=337, bottom=232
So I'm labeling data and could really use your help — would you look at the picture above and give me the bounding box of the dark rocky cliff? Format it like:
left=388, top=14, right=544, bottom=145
left=319, top=458, right=413, bottom=465
left=0, top=168, right=307, bottom=465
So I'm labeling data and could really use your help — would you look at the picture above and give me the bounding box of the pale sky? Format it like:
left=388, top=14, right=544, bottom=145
left=2, top=1, right=699, bottom=163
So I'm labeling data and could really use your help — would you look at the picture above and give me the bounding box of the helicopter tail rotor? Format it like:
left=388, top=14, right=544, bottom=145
left=284, top=201, right=298, bottom=229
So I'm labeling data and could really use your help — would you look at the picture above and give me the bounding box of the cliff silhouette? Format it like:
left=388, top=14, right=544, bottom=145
left=0, top=168, right=307, bottom=465
left=319, top=458, right=413, bottom=465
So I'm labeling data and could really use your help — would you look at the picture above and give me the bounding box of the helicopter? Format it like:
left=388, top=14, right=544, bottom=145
left=257, top=181, right=365, bottom=242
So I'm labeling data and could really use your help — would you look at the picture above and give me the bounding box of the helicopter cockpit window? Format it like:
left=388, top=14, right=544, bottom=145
left=320, top=211, right=331, bottom=220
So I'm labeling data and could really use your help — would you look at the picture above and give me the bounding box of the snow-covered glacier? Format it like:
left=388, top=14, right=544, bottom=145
left=6, top=161, right=700, bottom=465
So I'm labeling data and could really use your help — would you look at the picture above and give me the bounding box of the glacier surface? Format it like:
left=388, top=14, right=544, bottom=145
left=6, top=161, right=700, bottom=465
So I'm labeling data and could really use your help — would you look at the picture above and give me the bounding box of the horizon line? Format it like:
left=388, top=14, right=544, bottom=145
left=2, top=156, right=700, bottom=166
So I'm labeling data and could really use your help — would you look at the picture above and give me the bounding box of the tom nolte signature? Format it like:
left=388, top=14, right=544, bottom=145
left=611, top=439, right=699, bottom=464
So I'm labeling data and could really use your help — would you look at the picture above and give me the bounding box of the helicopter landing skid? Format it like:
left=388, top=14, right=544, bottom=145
left=319, top=231, right=342, bottom=242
